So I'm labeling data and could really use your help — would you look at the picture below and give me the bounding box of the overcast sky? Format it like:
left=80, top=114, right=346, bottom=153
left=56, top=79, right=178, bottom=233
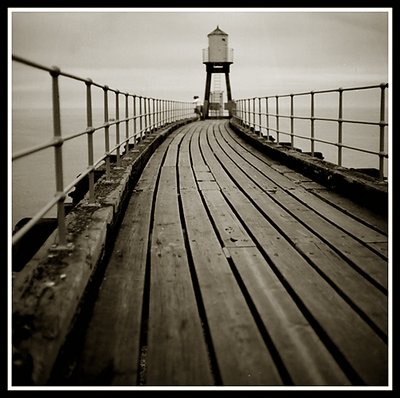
left=10, top=8, right=390, bottom=107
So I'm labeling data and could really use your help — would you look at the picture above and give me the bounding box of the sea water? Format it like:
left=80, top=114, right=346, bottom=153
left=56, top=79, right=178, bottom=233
left=11, top=106, right=128, bottom=229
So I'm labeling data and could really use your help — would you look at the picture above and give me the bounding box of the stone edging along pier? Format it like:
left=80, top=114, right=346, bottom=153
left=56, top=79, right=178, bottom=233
left=229, top=119, right=388, bottom=217
left=12, top=117, right=196, bottom=385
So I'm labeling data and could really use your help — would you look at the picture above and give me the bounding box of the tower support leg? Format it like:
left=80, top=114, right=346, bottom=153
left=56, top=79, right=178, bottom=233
left=203, top=71, right=212, bottom=120
left=225, top=72, right=233, bottom=117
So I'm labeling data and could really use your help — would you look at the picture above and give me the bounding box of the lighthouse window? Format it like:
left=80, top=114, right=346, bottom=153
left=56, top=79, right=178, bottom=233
left=222, top=38, right=226, bottom=41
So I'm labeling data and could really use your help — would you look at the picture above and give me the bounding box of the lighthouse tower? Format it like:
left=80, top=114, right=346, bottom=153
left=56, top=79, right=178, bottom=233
left=202, top=26, right=234, bottom=119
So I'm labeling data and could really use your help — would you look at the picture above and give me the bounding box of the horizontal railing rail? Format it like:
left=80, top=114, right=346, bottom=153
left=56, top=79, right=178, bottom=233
left=233, top=83, right=389, bottom=181
left=12, top=55, right=196, bottom=250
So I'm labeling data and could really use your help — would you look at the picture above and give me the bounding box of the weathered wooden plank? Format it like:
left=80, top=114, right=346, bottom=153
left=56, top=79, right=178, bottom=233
left=203, top=122, right=388, bottom=385
left=213, top=125, right=388, bottom=315
left=273, top=189, right=387, bottom=291
left=163, top=130, right=186, bottom=166
left=280, top=171, right=313, bottom=183
left=218, top=189, right=388, bottom=385
left=177, top=123, right=197, bottom=167
left=224, top=188, right=387, bottom=337
left=214, top=125, right=388, bottom=290
left=201, top=189, right=255, bottom=248
left=195, top=170, right=215, bottom=181
left=221, top=124, right=388, bottom=252
left=190, top=124, right=208, bottom=170
left=147, top=166, right=213, bottom=385
left=209, top=127, right=388, bottom=316
left=310, top=188, right=388, bottom=235
left=179, top=166, right=198, bottom=191
left=283, top=187, right=387, bottom=247
left=134, top=132, right=181, bottom=192
left=74, top=189, right=153, bottom=385
left=197, top=125, right=239, bottom=192
left=72, top=128, right=185, bottom=385
left=180, top=185, right=282, bottom=385
left=228, top=246, right=350, bottom=385
left=198, top=181, right=220, bottom=191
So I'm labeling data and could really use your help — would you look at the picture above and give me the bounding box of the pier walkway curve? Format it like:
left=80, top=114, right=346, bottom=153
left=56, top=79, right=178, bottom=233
left=13, top=119, right=388, bottom=387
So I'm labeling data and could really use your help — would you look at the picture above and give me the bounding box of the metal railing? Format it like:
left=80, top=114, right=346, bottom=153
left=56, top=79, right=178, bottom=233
left=12, top=55, right=195, bottom=249
left=233, top=83, right=389, bottom=181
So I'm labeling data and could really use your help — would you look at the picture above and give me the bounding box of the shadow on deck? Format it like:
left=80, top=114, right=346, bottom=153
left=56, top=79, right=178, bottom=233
left=12, top=119, right=388, bottom=388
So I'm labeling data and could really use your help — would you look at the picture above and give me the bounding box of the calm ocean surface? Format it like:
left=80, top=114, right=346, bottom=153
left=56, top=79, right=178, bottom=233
left=11, top=103, right=389, bottom=229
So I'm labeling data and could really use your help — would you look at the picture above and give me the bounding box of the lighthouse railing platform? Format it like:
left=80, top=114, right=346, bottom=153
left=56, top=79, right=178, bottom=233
left=233, top=83, right=389, bottom=181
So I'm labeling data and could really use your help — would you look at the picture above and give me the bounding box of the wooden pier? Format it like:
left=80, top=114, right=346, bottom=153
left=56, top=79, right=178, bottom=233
left=35, top=119, right=387, bottom=387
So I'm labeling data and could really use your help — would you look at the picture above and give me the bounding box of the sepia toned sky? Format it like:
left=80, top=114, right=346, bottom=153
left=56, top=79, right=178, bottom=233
left=10, top=8, right=390, bottom=107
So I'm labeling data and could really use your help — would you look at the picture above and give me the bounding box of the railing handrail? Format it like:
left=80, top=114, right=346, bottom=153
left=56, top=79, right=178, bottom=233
left=12, top=54, right=196, bottom=249
left=235, top=83, right=389, bottom=100
left=233, top=82, right=389, bottom=182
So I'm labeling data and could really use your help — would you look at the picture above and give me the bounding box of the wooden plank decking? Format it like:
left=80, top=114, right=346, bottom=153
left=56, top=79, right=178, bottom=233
left=60, top=119, right=388, bottom=387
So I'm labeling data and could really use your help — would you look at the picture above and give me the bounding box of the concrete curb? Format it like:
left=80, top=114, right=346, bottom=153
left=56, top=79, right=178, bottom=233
left=12, top=118, right=197, bottom=386
left=229, top=119, right=388, bottom=217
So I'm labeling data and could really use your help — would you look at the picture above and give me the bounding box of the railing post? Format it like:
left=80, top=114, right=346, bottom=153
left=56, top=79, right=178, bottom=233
left=245, top=98, right=249, bottom=129
left=147, top=97, right=151, bottom=131
left=310, top=91, right=315, bottom=156
left=125, top=93, right=129, bottom=154
left=258, top=97, right=262, bottom=137
left=290, top=94, right=294, bottom=148
left=133, top=95, right=137, bottom=145
left=139, top=96, right=143, bottom=140
left=242, top=100, right=246, bottom=127
left=252, top=97, right=256, bottom=132
left=144, top=97, right=148, bottom=135
left=379, top=83, right=387, bottom=181
left=266, top=97, right=270, bottom=141
left=103, top=85, right=111, bottom=180
left=152, top=98, right=156, bottom=131
left=115, top=90, right=121, bottom=166
left=275, top=96, right=280, bottom=144
left=337, top=88, right=343, bottom=166
left=50, top=66, right=67, bottom=247
left=157, top=99, right=160, bottom=129
left=85, top=78, right=95, bottom=203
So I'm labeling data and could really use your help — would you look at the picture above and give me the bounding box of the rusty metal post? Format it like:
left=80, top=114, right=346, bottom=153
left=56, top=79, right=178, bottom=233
left=275, top=96, right=280, bottom=144
left=115, top=90, right=121, bottom=166
left=125, top=93, right=129, bottom=154
left=143, top=97, right=148, bottom=136
left=147, top=97, right=151, bottom=131
left=242, top=100, right=246, bottom=127
left=139, top=96, right=143, bottom=140
left=379, top=84, right=387, bottom=181
left=103, top=86, right=111, bottom=179
left=252, top=97, right=256, bottom=132
left=338, top=88, right=343, bottom=166
left=258, top=97, right=262, bottom=137
left=266, top=97, right=270, bottom=141
left=133, top=95, right=137, bottom=145
left=310, top=91, right=315, bottom=156
left=50, top=66, right=67, bottom=247
left=156, top=98, right=159, bottom=129
left=290, top=94, right=294, bottom=148
left=85, top=78, right=95, bottom=203
left=152, top=98, right=156, bottom=131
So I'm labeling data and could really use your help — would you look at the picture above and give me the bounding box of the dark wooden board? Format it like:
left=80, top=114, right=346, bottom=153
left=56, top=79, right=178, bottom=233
left=73, top=129, right=183, bottom=385
left=147, top=165, right=213, bottom=385
left=180, top=184, right=282, bottom=385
